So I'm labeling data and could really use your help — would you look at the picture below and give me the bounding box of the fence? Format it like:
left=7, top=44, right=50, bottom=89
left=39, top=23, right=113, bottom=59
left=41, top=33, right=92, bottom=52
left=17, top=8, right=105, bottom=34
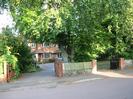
left=54, top=58, right=130, bottom=77
left=125, top=60, right=133, bottom=67
left=63, top=62, right=92, bottom=75
left=54, top=59, right=97, bottom=77
left=97, top=61, right=110, bottom=70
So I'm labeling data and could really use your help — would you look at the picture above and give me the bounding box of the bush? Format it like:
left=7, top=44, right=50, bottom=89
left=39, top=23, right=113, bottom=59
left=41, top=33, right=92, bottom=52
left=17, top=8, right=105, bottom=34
left=16, top=42, right=38, bottom=73
left=0, top=27, right=39, bottom=74
left=0, top=46, right=20, bottom=78
left=123, top=49, right=133, bottom=59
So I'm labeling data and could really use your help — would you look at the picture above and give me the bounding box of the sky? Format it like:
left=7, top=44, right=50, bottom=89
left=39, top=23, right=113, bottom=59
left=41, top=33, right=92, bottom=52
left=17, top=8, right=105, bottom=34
left=0, top=10, right=13, bottom=32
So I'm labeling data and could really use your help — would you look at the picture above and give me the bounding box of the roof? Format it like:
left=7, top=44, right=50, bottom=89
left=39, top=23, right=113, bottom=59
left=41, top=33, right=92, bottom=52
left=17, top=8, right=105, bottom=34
left=32, top=49, right=61, bottom=54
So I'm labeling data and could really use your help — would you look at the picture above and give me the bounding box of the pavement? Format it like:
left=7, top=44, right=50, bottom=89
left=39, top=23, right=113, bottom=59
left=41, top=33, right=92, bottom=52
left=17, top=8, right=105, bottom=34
left=0, top=63, right=133, bottom=92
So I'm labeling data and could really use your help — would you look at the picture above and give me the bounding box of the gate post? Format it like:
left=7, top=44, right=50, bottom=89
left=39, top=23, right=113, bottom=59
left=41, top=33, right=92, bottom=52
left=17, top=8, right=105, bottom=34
left=119, top=58, right=126, bottom=70
left=3, top=61, right=8, bottom=82
left=54, top=59, right=63, bottom=77
left=91, top=60, right=97, bottom=73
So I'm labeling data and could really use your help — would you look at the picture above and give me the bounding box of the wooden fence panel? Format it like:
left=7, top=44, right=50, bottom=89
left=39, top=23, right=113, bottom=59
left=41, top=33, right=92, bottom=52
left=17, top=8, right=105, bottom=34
left=54, top=59, right=97, bottom=77
left=63, top=62, right=92, bottom=76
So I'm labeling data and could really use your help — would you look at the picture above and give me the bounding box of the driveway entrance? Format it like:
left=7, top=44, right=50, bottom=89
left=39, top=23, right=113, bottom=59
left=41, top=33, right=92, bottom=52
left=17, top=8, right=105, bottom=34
left=13, top=63, right=56, bottom=84
left=39, top=63, right=55, bottom=77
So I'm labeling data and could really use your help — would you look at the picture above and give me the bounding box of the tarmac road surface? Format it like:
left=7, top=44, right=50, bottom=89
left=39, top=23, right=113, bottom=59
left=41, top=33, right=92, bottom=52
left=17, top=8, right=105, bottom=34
left=0, top=77, right=133, bottom=99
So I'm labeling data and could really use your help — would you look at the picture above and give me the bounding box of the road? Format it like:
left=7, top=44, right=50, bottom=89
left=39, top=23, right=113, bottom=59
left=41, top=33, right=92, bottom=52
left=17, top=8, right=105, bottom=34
left=0, top=77, right=133, bottom=99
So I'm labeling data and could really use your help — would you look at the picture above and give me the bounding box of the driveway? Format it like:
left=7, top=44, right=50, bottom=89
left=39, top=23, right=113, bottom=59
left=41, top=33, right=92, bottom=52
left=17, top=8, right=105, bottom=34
left=0, top=63, right=58, bottom=91
left=12, top=63, right=56, bottom=83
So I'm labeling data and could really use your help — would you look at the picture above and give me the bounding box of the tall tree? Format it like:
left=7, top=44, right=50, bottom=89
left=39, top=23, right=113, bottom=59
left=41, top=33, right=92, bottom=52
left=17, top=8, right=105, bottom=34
left=1, top=0, right=133, bottom=61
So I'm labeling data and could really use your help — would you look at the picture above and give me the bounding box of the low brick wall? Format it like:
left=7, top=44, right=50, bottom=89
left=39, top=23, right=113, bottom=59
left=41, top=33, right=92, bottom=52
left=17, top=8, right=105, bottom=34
left=54, top=59, right=97, bottom=77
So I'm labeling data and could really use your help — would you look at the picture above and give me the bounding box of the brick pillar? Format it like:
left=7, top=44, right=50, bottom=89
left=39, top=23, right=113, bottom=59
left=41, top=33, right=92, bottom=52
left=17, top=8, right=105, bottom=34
left=54, top=60, right=57, bottom=76
left=58, top=62, right=63, bottom=77
left=119, top=58, right=126, bottom=70
left=54, top=59, right=63, bottom=77
left=7, top=64, right=13, bottom=82
left=91, top=60, right=97, bottom=73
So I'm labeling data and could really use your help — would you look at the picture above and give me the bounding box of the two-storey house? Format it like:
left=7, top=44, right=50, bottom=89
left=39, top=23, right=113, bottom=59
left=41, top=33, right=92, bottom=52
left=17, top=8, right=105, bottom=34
left=28, top=42, right=61, bottom=63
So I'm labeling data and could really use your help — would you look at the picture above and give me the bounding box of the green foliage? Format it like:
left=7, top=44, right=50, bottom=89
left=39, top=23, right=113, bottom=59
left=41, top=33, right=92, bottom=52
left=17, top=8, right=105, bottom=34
left=0, top=63, right=3, bottom=75
left=17, top=42, right=36, bottom=72
left=1, top=0, right=133, bottom=62
left=0, top=30, right=20, bottom=78
left=0, top=46, right=20, bottom=78
left=122, top=48, right=133, bottom=59
left=0, top=27, right=38, bottom=74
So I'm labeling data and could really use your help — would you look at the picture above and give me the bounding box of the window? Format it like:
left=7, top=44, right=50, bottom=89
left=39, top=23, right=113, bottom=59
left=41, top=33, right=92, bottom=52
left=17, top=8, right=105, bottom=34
left=42, top=43, right=45, bottom=47
left=42, top=43, right=49, bottom=47
left=44, top=53, right=50, bottom=58
left=58, top=53, right=62, bottom=58
left=31, top=43, right=36, bottom=48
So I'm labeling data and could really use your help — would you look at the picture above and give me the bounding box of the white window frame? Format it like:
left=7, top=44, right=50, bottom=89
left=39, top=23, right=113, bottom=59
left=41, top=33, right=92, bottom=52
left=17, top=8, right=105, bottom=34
left=43, top=43, right=49, bottom=48
left=44, top=53, right=50, bottom=59
left=31, top=43, right=36, bottom=48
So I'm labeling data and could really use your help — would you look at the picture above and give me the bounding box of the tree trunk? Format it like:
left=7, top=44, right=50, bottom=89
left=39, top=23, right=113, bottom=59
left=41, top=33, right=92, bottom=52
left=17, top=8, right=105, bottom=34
left=67, top=45, right=74, bottom=62
left=60, top=46, right=68, bottom=62
left=59, top=45, right=74, bottom=62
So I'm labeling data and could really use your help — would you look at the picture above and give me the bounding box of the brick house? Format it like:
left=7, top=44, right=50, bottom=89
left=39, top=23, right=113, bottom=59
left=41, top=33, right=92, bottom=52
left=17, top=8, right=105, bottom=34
left=28, top=42, right=61, bottom=63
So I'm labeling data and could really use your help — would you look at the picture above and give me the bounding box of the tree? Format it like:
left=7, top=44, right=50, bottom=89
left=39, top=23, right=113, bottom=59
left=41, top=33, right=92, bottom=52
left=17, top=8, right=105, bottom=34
left=8, top=0, right=77, bottom=62
left=1, top=0, right=133, bottom=62
left=0, top=27, right=20, bottom=78
left=100, top=0, right=133, bottom=59
left=74, top=0, right=133, bottom=60
left=0, top=27, right=37, bottom=73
